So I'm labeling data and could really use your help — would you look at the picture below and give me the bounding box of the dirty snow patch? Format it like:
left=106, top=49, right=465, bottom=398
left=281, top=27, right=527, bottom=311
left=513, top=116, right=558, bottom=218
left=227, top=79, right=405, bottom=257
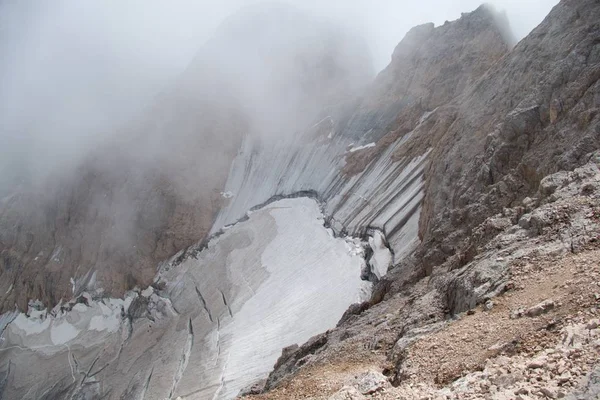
left=50, top=320, right=80, bottom=345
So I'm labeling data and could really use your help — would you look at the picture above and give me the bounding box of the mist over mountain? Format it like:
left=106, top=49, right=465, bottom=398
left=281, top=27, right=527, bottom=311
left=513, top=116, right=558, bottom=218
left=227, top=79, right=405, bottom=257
left=0, top=2, right=373, bottom=312
left=0, top=0, right=556, bottom=191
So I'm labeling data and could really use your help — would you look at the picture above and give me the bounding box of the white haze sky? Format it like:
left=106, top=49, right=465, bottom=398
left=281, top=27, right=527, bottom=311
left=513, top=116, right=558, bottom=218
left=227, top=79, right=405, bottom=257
left=0, top=0, right=558, bottom=184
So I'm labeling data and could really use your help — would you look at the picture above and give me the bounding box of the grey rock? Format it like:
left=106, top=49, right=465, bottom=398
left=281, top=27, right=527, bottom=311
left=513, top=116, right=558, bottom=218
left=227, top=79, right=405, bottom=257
left=565, top=366, right=600, bottom=400
left=353, top=370, right=389, bottom=395
left=526, top=300, right=556, bottom=317
left=264, top=332, right=329, bottom=391
left=540, top=387, right=558, bottom=399
left=238, top=379, right=267, bottom=397
left=328, top=386, right=366, bottom=400
left=519, top=214, right=532, bottom=229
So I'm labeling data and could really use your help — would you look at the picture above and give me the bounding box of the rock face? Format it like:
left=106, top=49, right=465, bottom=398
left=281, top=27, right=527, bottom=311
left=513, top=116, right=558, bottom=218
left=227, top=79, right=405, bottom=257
left=352, top=370, right=389, bottom=394
left=347, top=5, right=510, bottom=143
left=210, top=3, right=511, bottom=265
left=414, top=0, right=600, bottom=274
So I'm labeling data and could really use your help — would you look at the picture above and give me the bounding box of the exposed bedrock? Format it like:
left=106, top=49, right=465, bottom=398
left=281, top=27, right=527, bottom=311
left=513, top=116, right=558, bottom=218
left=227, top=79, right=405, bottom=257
left=415, top=0, right=600, bottom=275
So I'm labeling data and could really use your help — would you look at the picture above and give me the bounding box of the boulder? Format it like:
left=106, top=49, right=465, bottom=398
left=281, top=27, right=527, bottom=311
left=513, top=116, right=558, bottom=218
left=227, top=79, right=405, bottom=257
left=328, top=386, right=366, bottom=400
left=353, top=370, right=389, bottom=395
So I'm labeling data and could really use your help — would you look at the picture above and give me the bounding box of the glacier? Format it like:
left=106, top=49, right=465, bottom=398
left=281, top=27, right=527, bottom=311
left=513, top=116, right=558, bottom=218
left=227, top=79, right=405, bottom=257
left=0, top=84, right=434, bottom=397
left=0, top=197, right=373, bottom=399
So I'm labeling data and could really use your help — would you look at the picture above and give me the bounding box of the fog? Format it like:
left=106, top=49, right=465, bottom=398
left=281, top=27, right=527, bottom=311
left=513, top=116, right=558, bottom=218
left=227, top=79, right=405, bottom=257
left=0, top=0, right=558, bottom=190
left=0, top=0, right=561, bottom=312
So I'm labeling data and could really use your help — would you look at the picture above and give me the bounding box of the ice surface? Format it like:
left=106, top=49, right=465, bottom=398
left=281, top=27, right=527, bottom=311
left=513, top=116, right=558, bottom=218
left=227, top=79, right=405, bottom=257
left=209, top=198, right=371, bottom=398
left=158, top=197, right=371, bottom=399
left=12, top=313, right=51, bottom=335
left=50, top=320, right=80, bottom=345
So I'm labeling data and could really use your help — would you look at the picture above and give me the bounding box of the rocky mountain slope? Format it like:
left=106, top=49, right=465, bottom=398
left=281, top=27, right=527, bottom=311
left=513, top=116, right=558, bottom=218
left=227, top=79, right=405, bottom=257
left=0, top=0, right=599, bottom=399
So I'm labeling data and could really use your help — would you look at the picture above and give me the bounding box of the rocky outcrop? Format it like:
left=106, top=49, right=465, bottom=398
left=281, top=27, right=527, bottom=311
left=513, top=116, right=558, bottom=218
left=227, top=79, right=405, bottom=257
left=413, top=0, right=600, bottom=275
left=342, top=4, right=511, bottom=174
left=356, top=5, right=509, bottom=139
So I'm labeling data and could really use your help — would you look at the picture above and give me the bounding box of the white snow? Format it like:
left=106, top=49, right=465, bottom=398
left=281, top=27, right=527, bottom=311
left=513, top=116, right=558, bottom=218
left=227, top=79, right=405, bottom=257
left=50, top=245, right=62, bottom=262
left=4, top=293, right=133, bottom=354
left=88, top=271, right=98, bottom=289
left=11, top=313, right=51, bottom=335
left=368, top=230, right=393, bottom=279
left=72, top=303, right=87, bottom=313
left=50, top=320, right=80, bottom=345
left=141, top=286, right=154, bottom=298
left=210, top=120, right=428, bottom=265
left=348, top=142, right=376, bottom=153
left=419, top=108, right=438, bottom=124
left=88, top=314, right=120, bottom=333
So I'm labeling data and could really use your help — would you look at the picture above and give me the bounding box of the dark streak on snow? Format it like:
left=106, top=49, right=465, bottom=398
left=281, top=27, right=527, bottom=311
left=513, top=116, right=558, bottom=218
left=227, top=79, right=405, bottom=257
left=195, top=286, right=214, bottom=323
left=219, top=290, right=233, bottom=318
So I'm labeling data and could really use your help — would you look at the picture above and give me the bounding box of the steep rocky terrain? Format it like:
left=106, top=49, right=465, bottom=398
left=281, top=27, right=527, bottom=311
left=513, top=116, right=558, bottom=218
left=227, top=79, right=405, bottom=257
left=0, top=0, right=599, bottom=399
left=238, top=0, right=600, bottom=397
